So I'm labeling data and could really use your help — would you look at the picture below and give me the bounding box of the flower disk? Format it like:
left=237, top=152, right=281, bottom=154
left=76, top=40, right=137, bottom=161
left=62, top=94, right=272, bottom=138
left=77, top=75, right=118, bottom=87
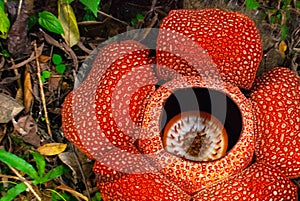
left=163, top=111, right=228, bottom=162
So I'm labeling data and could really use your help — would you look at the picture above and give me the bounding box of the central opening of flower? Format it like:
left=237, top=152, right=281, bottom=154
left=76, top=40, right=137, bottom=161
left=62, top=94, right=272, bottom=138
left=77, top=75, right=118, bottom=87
left=162, top=111, right=228, bottom=161
left=160, top=87, right=242, bottom=162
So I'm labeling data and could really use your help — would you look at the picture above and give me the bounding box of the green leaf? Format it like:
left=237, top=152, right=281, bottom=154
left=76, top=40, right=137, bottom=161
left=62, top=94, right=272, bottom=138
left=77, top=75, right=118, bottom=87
left=42, top=70, right=51, bottom=78
left=28, top=14, right=38, bottom=30
left=0, top=0, right=4, bottom=10
left=41, top=70, right=51, bottom=82
left=136, top=13, right=144, bottom=21
left=92, top=192, right=102, bottom=201
left=246, top=0, right=259, bottom=10
left=0, top=5, right=10, bottom=39
left=56, top=64, right=66, bottom=74
left=131, top=18, right=138, bottom=26
left=83, top=9, right=96, bottom=21
left=52, top=191, right=69, bottom=201
left=2, top=49, right=10, bottom=58
left=281, top=25, right=288, bottom=40
left=52, top=54, right=62, bottom=65
left=38, top=11, right=64, bottom=34
left=277, top=13, right=282, bottom=21
left=80, top=0, right=101, bottom=17
left=32, top=152, right=46, bottom=178
left=0, top=150, right=39, bottom=180
left=270, top=15, right=276, bottom=23
left=0, top=182, right=27, bottom=201
left=296, top=1, right=300, bottom=8
left=282, top=0, right=291, bottom=9
left=40, top=165, right=68, bottom=184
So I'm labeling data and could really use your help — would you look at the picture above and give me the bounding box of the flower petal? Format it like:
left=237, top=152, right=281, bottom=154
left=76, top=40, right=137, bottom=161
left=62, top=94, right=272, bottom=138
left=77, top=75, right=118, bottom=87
left=93, top=146, right=155, bottom=183
left=61, top=91, right=94, bottom=159
left=250, top=67, right=300, bottom=178
left=138, top=76, right=254, bottom=194
left=194, top=162, right=298, bottom=200
left=156, top=8, right=262, bottom=89
left=62, top=40, right=157, bottom=159
left=97, top=172, right=191, bottom=201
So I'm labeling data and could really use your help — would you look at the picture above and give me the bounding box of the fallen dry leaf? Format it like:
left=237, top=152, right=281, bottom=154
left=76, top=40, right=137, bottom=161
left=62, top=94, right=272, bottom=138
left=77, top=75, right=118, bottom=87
left=37, top=143, right=67, bottom=156
left=48, top=72, right=62, bottom=91
left=7, top=10, right=29, bottom=56
left=12, top=115, right=40, bottom=147
left=6, top=43, right=44, bottom=70
left=0, top=93, right=24, bottom=123
left=0, top=124, right=7, bottom=142
left=0, top=74, right=20, bottom=85
left=58, top=150, right=93, bottom=183
left=0, top=55, right=5, bottom=69
left=24, top=64, right=33, bottom=113
left=39, top=55, right=51, bottom=63
left=278, top=40, right=287, bottom=58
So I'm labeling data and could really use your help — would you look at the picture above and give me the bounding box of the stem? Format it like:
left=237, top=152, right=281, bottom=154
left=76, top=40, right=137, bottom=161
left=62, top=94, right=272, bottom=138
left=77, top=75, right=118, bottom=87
left=34, top=40, right=52, bottom=137
left=9, top=166, right=42, bottom=201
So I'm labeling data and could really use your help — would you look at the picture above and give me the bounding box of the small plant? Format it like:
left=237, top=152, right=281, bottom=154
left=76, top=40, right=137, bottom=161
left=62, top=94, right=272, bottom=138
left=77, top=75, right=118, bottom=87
left=1, top=49, right=10, bottom=58
left=41, top=70, right=51, bottom=83
left=0, top=149, right=69, bottom=201
left=246, top=0, right=294, bottom=40
left=131, top=13, right=144, bottom=27
left=52, top=53, right=66, bottom=74
left=40, top=54, right=66, bottom=83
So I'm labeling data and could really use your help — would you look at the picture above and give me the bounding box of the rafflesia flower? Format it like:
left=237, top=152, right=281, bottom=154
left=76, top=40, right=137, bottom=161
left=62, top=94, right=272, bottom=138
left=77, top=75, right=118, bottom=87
left=62, top=8, right=300, bottom=200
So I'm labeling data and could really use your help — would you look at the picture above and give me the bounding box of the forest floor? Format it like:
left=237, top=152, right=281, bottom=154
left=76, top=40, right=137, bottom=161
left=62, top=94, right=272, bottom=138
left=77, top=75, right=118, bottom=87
left=0, top=0, right=299, bottom=200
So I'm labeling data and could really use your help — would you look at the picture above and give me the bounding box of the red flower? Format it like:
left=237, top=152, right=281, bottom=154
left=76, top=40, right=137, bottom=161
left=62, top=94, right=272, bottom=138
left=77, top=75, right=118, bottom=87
left=62, top=8, right=299, bottom=200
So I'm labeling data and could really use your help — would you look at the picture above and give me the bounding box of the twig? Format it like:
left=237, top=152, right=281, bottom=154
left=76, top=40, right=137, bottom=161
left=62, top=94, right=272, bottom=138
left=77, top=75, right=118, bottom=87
left=97, top=10, right=129, bottom=26
left=41, top=30, right=79, bottom=71
left=9, top=58, right=23, bottom=102
left=1, top=43, right=44, bottom=71
left=9, top=166, right=42, bottom=201
left=77, top=41, right=93, bottom=54
left=72, top=146, right=91, bottom=201
left=34, top=40, right=52, bottom=137
left=17, top=0, right=23, bottom=16
left=150, top=0, right=157, bottom=12
left=0, top=174, right=27, bottom=181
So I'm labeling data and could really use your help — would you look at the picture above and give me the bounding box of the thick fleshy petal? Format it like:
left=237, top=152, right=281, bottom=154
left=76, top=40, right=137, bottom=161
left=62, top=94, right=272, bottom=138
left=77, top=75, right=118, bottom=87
left=92, top=146, right=155, bottom=183
left=156, top=8, right=262, bottom=89
left=194, top=162, right=298, bottom=200
left=61, top=91, right=94, bottom=159
left=62, top=40, right=157, bottom=159
left=95, top=49, right=157, bottom=146
left=250, top=67, right=300, bottom=178
left=97, top=172, right=191, bottom=201
left=138, top=76, right=254, bottom=194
